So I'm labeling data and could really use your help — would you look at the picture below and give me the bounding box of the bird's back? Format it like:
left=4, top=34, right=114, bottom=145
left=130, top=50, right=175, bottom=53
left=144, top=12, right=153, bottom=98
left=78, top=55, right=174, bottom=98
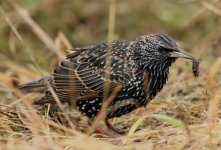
left=20, top=40, right=137, bottom=106
left=52, top=40, right=136, bottom=103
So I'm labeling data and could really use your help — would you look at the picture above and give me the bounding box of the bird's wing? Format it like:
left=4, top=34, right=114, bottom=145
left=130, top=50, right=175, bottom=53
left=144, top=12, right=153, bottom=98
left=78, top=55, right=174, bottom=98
left=52, top=40, right=135, bottom=100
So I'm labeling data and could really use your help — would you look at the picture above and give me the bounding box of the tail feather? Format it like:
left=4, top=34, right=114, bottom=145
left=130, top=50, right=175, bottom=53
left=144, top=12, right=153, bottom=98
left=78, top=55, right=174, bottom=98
left=19, top=76, right=52, bottom=93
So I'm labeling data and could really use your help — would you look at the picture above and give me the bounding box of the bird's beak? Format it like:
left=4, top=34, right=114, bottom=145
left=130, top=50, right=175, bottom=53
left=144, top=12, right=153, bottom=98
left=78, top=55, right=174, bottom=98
left=169, top=48, right=195, bottom=60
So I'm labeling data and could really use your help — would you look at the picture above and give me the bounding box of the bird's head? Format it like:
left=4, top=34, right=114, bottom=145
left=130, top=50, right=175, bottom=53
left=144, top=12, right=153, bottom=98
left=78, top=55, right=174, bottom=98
left=132, top=33, right=199, bottom=97
left=133, top=33, right=196, bottom=69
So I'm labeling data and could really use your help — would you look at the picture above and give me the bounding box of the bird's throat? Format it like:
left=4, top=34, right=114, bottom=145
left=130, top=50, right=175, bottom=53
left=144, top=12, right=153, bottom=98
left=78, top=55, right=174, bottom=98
left=145, top=58, right=175, bottom=98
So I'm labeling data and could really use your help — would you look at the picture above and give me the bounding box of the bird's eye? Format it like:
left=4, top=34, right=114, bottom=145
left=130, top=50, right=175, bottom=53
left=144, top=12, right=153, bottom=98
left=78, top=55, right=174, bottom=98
left=158, top=46, right=174, bottom=53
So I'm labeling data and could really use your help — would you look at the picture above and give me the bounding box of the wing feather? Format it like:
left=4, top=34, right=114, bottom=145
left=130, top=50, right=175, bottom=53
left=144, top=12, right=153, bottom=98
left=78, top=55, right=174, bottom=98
left=52, top=41, right=134, bottom=102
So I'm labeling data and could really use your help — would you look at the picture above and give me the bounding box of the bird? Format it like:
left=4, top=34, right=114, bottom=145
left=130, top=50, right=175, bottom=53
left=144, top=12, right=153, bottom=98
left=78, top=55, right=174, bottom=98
left=18, top=33, right=199, bottom=134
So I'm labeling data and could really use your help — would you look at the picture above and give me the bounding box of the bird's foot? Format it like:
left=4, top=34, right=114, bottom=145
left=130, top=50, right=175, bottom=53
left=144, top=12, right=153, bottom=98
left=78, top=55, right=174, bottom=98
left=105, top=119, right=126, bottom=135
left=88, top=119, right=127, bottom=136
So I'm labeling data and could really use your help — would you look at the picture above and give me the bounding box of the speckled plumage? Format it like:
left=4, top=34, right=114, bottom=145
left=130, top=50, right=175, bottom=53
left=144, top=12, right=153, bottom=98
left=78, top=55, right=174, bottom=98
left=19, top=33, right=198, bottom=133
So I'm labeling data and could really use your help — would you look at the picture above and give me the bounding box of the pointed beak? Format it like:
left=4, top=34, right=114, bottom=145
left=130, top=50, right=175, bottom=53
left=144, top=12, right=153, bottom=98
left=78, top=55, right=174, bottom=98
left=169, top=48, right=196, bottom=60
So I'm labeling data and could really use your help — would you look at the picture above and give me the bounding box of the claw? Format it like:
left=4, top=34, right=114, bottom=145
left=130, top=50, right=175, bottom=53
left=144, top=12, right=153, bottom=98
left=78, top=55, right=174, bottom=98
left=105, top=119, right=126, bottom=135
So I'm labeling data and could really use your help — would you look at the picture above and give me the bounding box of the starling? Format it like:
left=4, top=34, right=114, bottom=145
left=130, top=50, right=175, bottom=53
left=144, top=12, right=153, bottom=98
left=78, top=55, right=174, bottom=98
left=18, top=33, right=199, bottom=133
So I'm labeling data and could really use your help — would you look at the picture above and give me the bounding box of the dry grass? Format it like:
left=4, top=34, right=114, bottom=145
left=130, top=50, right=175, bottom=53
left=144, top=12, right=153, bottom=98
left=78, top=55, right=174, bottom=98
left=0, top=0, right=221, bottom=150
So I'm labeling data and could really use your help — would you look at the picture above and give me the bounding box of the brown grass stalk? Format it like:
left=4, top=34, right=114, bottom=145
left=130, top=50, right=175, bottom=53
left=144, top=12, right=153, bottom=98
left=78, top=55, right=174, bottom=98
left=10, top=2, right=64, bottom=61
left=87, top=85, right=122, bottom=135
left=184, top=0, right=219, bottom=26
left=4, top=80, right=55, bottom=145
left=202, top=1, right=221, bottom=16
left=0, top=6, right=43, bottom=76
left=45, top=82, right=76, bottom=129
left=88, top=0, right=117, bottom=135
left=207, top=57, right=221, bottom=141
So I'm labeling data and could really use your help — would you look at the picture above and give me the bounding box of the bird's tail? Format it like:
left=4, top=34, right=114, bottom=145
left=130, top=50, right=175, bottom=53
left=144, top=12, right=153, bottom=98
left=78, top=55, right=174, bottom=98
left=18, top=76, right=52, bottom=93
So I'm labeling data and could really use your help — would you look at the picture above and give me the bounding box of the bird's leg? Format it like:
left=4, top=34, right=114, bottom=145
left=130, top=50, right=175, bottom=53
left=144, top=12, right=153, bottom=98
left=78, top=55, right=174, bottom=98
left=88, top=118, right=112, bottom=136
left=93, top=124, right=109, bottom=135
left=105, top=119, right=126, bottom=135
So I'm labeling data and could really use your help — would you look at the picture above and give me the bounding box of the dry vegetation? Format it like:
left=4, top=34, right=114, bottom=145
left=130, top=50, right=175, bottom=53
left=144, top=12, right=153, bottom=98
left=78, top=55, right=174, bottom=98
left=0, top=0, right=221, bottom=149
